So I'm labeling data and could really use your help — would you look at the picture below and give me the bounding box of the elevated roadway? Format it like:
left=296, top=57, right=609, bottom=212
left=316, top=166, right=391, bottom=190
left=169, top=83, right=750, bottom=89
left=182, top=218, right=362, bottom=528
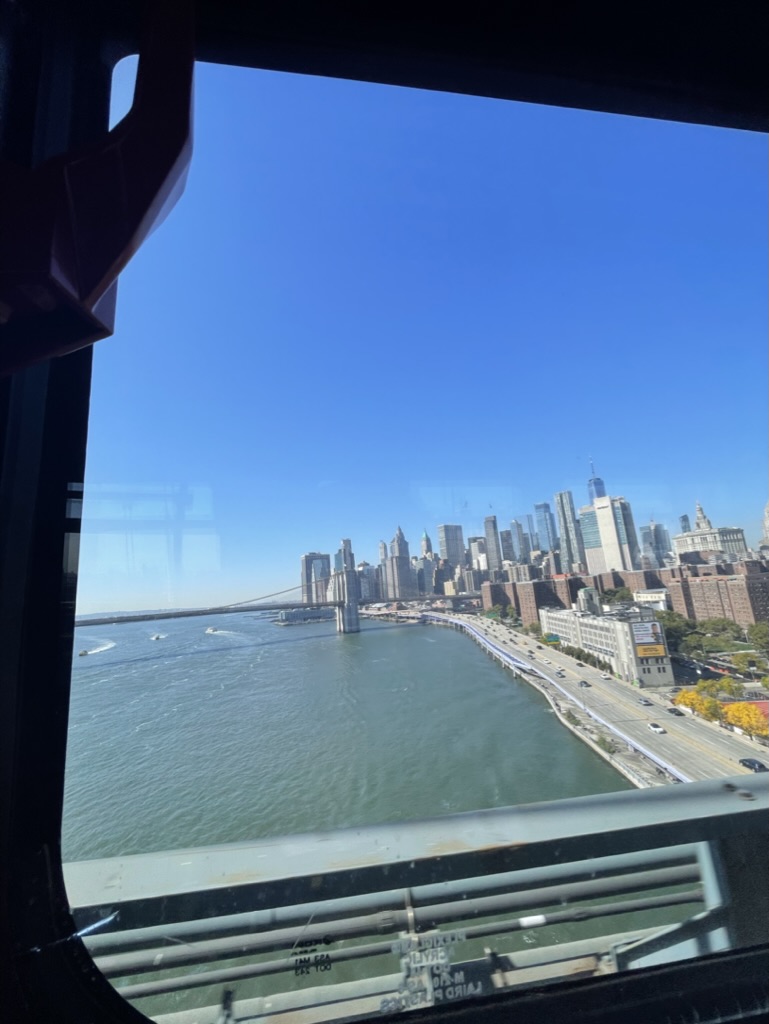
left=431, top=614, right=767, bottom=785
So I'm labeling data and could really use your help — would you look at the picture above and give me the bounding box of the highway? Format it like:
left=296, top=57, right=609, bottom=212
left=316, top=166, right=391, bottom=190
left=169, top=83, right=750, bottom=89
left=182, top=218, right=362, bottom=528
left=441, top=615, right=767, bottom=784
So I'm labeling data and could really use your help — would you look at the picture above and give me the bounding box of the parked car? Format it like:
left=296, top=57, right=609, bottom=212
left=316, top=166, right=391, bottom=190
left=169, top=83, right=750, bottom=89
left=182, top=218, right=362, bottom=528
left=578, top=680, right=590, bottom=688
left=670, top=687, right=682, bottom=694
left=738, top=758, right=768, bottom=773
left=648, top=723, right=666, bottom=734
left=638, top=698, right=653, bottom=706
left=666, top=707, right=685, bottom=717
left=576, top=662, right=584, bottom=668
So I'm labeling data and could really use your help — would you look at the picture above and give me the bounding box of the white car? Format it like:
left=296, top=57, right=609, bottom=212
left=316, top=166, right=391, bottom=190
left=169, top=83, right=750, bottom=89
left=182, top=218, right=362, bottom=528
left=648, top=723, right=666, bottom=734
left=600, top=673, right=610, bottom=679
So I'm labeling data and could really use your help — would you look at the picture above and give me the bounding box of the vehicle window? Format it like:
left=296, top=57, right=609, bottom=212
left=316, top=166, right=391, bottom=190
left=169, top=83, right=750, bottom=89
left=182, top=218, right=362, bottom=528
left=63, top=60, right=767, bottom=1023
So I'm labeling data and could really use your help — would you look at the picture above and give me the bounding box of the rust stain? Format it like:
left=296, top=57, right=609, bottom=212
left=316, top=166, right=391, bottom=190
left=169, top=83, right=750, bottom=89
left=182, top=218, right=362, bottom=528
left=207, top=870, right=265, bottom=885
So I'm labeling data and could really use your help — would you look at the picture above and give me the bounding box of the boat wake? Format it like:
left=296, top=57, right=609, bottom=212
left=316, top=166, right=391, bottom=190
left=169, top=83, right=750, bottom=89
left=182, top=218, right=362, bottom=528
left=77, top=640, right=116, bottom=657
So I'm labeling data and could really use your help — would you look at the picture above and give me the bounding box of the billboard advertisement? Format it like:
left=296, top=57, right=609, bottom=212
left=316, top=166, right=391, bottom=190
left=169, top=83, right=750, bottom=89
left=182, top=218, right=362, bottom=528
left=632, top=621, right=666, bottom=658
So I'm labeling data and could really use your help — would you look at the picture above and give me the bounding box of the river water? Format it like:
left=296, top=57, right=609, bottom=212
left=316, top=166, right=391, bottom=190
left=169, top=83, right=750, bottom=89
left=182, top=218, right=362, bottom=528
left=64, top=613, right=631, bottom=862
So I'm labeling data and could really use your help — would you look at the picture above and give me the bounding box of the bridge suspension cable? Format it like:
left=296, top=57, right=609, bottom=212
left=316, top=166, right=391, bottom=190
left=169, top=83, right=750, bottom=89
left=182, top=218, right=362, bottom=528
left=225, top=583, right=306, bottom=607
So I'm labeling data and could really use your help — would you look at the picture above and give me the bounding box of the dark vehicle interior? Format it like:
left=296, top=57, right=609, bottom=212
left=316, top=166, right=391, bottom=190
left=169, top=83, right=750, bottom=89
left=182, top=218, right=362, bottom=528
left=1, top=2, right=767, bottom=1022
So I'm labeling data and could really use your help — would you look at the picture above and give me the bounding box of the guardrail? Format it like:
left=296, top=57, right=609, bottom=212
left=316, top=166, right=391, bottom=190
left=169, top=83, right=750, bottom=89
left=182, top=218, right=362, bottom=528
left=64, top=777, right=769, bottom=1023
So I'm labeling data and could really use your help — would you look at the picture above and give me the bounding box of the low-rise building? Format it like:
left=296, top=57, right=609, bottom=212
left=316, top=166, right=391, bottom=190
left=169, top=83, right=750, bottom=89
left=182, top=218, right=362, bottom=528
left=539, top=606, right=673, bottom=687
left=632, top=589, right=671, bottom=611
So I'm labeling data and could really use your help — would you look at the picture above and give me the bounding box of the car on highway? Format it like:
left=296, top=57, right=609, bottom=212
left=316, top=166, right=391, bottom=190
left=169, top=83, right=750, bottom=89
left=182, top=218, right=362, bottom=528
left=578, top=680, right=590, bottom=688
left=666, top=707, right=685, bottom=717
left=600, top=672, right=611, bottom=679
left=638, top=698, right=654, bottom=706
left=648, top=723, right=666, bottom=734
left=738, top=758, right=768, bottom=773
left=576, top=662, right=584, bottom=668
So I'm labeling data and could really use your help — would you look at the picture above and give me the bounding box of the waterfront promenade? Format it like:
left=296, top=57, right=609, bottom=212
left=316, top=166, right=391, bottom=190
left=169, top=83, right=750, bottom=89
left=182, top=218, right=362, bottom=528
left=426, top=613, right=764, bottom=788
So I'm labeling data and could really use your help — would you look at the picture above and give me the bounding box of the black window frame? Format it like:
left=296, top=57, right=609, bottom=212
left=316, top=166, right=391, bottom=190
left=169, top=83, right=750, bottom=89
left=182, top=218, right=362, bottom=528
left=1, top=2, right=767, bottom=1022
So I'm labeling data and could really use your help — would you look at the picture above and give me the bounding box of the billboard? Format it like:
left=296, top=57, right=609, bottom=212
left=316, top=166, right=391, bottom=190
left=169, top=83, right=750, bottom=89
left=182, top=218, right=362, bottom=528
left=636, top=644, right=666, bottom=657
left=632, top=621, right=666, bottom=658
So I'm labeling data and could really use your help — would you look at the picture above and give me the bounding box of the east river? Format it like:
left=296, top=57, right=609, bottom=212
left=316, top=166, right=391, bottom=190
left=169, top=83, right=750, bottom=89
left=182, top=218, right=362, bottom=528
left=64, top=613, right=631, bottom=862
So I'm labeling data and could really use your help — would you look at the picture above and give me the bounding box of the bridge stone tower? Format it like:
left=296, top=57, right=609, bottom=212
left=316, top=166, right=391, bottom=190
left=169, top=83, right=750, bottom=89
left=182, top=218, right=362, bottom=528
left=332, top=569, right=360, bottom=634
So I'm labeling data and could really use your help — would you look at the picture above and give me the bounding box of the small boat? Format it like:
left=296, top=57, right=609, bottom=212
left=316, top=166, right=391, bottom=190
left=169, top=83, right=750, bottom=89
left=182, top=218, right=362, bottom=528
left=205, top=627, right=218, bottom=634
left=78, top=650, right=89, bottom=657
left=151, top=634, right=162, bottom=640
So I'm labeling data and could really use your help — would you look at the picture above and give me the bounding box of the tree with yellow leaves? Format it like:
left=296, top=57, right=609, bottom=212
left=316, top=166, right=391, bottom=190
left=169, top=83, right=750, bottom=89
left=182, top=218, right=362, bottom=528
left=674, top=690, right=723, bottom=720
left=700, top=697, right=723, bottom=722
left=675, top=690, right=706, bottom=714
left=723, top=703, right=769, bottom=738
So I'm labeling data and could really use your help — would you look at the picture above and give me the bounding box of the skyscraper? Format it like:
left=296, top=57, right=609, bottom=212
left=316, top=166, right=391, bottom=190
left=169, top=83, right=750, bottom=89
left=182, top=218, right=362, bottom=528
left=356, top=562, right=381, bottom=602
left=554, top=490, right=585, bottom=573
left=526, top=514, right=540, bottom=551
left=510, top=520, right=530, bottom=563
left=639, top=521, right=671, bottom=568
left=499, top=529, right=514, bottom=563
left=390, top=526, right=409, bottom=559
left=334, top=538, right=355, bottom=572
left=484, top=515, right=503, bottom=572
left=679, top=514, right=692, bottom=534
left=384, top=526, right=416, bottom=600
left=468, top=536, right=487, bottom=571
left=534, top=502, right=558, bottom=553
left=587, top=460, right=607, bottom=504
left=421, top=529, right=433, bottom=557
left=414, top=556, right=436, bottom=595
left=437, top=524, right=465, bottom=569
left=300, top=552, right=331, bottom=603
left=579, top=496, right=640, bottom=574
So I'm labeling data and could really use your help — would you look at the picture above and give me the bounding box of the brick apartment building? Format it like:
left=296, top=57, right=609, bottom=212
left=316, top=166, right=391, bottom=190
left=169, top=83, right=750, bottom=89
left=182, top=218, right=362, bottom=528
left=528, top=578, right=586, bottom=626
left=655, top=562, right=769, bottom=626
left=482, top=561, right=769, bottom=628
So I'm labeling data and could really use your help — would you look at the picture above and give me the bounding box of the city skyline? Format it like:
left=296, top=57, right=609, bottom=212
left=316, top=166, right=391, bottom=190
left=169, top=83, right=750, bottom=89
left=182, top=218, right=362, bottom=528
left=76, top=60, right=765, bottom=612
left=303, top=492, right=758, bottom=582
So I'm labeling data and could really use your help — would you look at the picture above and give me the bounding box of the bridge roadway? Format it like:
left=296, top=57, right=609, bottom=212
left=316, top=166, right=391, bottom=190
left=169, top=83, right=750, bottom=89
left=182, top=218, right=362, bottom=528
left=432, top=614, right=766, bottom=786
left=77, top=596, right=458, bottom=628
left=76, top=601, right=342, bottom=627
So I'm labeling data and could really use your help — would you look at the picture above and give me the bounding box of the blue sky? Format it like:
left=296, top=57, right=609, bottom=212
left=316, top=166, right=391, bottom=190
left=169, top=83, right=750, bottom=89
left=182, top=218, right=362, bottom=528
left=77, top=60, right=767, bottom=612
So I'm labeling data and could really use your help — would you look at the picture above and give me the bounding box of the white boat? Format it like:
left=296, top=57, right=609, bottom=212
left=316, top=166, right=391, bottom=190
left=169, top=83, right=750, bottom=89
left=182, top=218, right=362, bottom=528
left=151, top=634, right=162, bottom=640
left=205, top=627, right=218, bottom=634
